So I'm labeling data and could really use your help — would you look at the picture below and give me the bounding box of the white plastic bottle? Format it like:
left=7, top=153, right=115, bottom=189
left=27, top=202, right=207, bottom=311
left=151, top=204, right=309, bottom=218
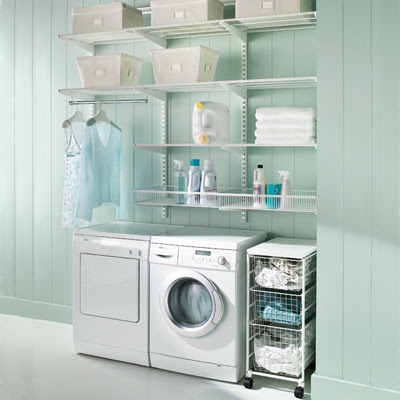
left=173, top=160, right=188, bottom=205
left=193, top=101, right=230, bottom=145
left=279, top=170, right=292, bottom=211
left=253, top=164, right=266, bottom=208
left=200, top=160, right=217, bottom=206
left=187, top=159, right=201, bottom=205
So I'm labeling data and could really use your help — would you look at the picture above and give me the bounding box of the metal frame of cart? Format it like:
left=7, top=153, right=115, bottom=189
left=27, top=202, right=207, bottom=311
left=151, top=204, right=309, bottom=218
left=244, top=242, right=317, bottom=399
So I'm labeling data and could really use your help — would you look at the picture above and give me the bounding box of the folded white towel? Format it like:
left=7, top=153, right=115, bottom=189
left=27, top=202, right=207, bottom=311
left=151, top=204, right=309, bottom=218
left=255, top=128, right=316, bottom=138
left=256, top=120, right=316, bottom=130
left=255, top=137, right=316, bottom=146
left=256, top=107, right=316, bottom=121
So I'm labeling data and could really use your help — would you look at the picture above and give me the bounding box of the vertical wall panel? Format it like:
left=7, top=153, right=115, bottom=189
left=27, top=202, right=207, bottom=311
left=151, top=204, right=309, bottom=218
left=342, top=0, right=372, bottom=384
left=32, top=0, right=53, bottom=303
left=0, top=0, right=16, bottom=297
left=14, top=0, right=34, bottom=300
left=370, top=0, right=400, bottom=391
left=51, top=0, right=69, bottom=305
left=315, top=0, right=344, bottom=380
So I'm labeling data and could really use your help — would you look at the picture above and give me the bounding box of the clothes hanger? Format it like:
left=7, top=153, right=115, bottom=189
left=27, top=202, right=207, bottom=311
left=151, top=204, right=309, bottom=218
left=61, top=105, right=86, bottom=128
left=94, top=102, right=111, bottom=125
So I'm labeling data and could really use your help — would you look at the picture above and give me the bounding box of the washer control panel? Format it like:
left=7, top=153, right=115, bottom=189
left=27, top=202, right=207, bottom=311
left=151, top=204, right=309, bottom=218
left=178, top=247, right=237, bottom=271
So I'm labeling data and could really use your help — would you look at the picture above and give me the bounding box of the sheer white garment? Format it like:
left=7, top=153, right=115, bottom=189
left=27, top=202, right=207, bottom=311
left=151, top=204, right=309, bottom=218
left=62, top=122, right=88, bottom=229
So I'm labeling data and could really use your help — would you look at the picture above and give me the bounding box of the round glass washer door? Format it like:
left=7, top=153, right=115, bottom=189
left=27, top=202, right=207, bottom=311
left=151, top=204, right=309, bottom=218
left=160, top=270, right=224, bottom=338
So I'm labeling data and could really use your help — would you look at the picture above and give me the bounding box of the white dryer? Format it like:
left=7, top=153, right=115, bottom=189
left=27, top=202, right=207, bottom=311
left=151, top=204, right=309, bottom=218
left=73, top=222, right=182, bottom=366
left=149, top=227, right=266, bottom=382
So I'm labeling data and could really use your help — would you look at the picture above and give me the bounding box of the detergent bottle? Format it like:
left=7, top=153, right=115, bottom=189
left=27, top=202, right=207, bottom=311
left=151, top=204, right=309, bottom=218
left=193, top=101, right=230, bottom=145
left=187, top=159, right=201, bottom=205
left=253, top=165, right=266, bottom=208
left=173, top=160, right=187, bottom=205
left=200, top=160, right=217, bottom=206
left=278, top=170, right=292, bottom=211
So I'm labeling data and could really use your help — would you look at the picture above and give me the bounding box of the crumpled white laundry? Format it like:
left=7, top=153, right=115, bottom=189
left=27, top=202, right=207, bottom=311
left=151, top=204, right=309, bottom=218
left=255, top=341, right=302, bottom=376
left=255, top=268, right=302, bottom=290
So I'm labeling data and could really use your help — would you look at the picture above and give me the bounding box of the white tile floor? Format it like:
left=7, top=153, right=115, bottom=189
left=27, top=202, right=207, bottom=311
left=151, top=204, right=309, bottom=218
left=0, top=315, right=312, bottom=400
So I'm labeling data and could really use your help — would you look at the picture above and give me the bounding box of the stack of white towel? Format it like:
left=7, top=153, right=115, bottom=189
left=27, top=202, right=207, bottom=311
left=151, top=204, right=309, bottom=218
left=255, top=107, right=316, bottom=146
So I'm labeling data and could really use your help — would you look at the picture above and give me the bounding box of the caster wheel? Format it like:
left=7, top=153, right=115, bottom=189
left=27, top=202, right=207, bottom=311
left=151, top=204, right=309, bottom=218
left=294, top=386, right=304, bottom=399
left=243, top=377, right=253, bottom=389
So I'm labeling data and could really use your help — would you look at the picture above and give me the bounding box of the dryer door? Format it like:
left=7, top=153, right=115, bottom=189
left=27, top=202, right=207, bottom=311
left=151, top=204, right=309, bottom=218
left=160, top=270, right=224, bottom=338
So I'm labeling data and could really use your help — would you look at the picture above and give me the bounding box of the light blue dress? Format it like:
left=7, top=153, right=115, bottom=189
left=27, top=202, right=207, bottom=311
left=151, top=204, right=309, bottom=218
left=76, top=119, right=125, bottom=222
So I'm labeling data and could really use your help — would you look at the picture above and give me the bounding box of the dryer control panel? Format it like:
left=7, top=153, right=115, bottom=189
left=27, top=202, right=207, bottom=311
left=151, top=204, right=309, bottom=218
left=178, top=247, right=237, bottom=271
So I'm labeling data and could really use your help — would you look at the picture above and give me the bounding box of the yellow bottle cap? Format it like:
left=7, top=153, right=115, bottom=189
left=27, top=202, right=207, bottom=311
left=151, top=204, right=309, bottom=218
left=196, top=102, right=204, bottom=110
left=196, top=134, right=209, bottom=144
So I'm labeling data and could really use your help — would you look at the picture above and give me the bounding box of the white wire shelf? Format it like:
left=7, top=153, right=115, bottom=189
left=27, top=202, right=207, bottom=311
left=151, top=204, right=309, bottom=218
left=59, top=76, right=317, bottom=101
left=134, top=186, right=317, bottom=213
left=134, top=142, right=317, bottom=155
left=59, top=12, right=317, bottom=52
left=219, top=189, right=317, bottom=213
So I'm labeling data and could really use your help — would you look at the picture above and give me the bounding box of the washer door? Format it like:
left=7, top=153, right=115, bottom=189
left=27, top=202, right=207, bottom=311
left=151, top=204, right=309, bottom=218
left=160, top=270, right=224, bottom=338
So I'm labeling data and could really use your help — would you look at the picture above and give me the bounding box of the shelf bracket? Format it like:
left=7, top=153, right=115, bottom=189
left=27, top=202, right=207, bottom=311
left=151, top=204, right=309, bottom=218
left=161, top=100, right=168, bottom=219
left=221, top=83, right=246, bottom=99
left=58, top=35, right=95, bottom=55
left=219, top=21, right=247, bottom=42
left=135, top=30, right=167, bottom=48
left=135, top=87, right=167, bottom=102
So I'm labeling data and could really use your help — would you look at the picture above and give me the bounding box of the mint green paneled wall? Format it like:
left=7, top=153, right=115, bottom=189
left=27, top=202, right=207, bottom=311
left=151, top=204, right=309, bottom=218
left=0, top=1, right=316, bottom=321
left=313, top=0, right=400, bottom=399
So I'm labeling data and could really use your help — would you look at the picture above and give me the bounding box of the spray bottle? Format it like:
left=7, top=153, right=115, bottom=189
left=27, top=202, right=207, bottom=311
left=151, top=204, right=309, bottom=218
left=253, top=165, right=266, bottom=208
left=278, top=170, right=291, bottom=211
left=187, top=159, right=201, bottom=205
left=200, top=160, right=217, bottom=206
left=173, top=160, right=188, bottom=205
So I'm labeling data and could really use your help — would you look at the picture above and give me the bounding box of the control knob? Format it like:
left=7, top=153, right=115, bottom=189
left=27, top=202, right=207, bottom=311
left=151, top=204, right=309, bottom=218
left=218, top=256, right=227, bottom=265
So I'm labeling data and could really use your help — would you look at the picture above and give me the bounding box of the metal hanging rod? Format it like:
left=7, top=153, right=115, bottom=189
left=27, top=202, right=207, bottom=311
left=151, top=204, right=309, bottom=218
left=69, top=99, right=148, bottom=105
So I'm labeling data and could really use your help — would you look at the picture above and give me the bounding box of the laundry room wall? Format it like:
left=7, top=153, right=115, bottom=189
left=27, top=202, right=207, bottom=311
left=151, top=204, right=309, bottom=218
left=313, top=0, right=400, bottom=399
left=0, top=2, right=316, bottom=321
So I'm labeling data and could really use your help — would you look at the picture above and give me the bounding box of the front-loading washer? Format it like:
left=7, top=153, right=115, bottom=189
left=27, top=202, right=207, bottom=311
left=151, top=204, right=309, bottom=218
left=149, top=227, right=266, bottom=382
left=73, top=221, right=182, bottom=366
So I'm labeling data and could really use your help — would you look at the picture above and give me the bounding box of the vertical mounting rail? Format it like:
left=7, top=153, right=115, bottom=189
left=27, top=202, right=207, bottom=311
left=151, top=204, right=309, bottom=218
left=241, top=38, right=248, bottom=223
left=161, top=100, right=168, bottom=219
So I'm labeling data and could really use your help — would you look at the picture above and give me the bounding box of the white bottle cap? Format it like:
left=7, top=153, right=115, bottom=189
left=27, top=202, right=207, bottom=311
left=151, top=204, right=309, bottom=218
left=204, top=160, right=213, bottom=167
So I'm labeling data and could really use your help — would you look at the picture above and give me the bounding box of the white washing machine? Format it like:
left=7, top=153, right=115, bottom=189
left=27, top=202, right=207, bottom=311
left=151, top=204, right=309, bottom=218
left=149, top=227, right=267, bottom=382
left=73, top=221, right=182, bottom=366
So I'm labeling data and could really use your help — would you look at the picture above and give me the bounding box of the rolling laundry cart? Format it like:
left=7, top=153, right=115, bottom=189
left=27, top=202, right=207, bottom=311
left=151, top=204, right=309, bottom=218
left=244, top=238, right=317, bottom=399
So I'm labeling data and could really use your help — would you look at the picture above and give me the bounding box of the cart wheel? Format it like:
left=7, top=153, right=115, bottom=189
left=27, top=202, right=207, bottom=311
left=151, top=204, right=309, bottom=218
left=294, top=386, right=304, bottom=399
left=243, top=377, right=253, bottom=389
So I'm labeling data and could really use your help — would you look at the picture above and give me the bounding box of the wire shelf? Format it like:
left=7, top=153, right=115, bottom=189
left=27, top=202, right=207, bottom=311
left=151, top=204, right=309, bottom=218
left=133, top=186, right=317, bottom=212
left=59, top=76, right=317, bottom=101
left=250, top=252, right=317, bottom=292
left=59, top=12, right=317, bottom=51
left=219, top=189, right=317, bottom=213
left=250, top=318, right=316, bottom=378
left=134, top=186, right=235, bottom=209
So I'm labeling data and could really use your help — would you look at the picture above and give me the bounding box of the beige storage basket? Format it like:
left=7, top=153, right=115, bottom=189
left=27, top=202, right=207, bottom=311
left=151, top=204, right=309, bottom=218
left=72, top=2, right=142, bottom=34
left=151, top=0, right=224, bottom=26
left=76, top=53, right=144, bottom=88
left=150, top=46, right=220, bottom=84
left=235, top=0, right=313, bottom=19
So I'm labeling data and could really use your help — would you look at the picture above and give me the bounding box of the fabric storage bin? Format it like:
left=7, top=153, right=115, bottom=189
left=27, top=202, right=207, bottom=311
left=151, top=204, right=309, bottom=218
left=235, top=0, right=313, bottom=19
left=150, top=46, right=220, bottom=84
left=151, top=0, right=224, bottom=26
left=76, top=53, right=144, bottom=88
left=72, top=2, right=142, bottom=34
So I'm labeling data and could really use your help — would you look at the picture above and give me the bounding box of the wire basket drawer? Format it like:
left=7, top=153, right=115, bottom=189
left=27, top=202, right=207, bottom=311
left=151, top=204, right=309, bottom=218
left=251, top=319, right=316, bottom=378
left=250, top=252, right=316, bottom=292
left=251, top=285, right=316, bottom=328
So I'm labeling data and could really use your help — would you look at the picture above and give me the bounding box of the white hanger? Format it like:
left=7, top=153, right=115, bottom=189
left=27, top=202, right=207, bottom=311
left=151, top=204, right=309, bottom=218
left=62, top=107, right=86, bottom=128
left=94, top=102, right=111, bottom=125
